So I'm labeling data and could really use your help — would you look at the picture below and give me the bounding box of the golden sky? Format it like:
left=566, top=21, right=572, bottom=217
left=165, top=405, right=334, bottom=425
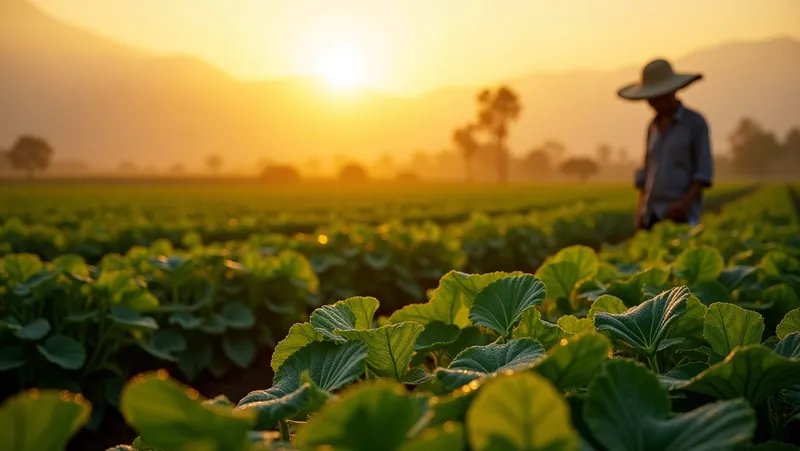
left=30, top=0, right=800, bottom=95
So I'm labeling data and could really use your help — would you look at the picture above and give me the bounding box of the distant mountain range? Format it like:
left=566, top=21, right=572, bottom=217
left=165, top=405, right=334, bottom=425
left=2, top=0, right=799, bottom=171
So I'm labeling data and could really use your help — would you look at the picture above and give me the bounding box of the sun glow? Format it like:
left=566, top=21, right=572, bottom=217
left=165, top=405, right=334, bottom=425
left=315, top=45, right=366, bottom=90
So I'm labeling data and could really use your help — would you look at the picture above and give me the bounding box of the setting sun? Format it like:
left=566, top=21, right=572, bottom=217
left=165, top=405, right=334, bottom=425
left=315, top=45, right=365, bottom=90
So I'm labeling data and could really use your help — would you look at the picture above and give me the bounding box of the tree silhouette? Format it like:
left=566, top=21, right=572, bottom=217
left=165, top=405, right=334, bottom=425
left=560, top=157, right=599, bottom=183
left=523, top=148, right=551, bottom=179
left=540, top=140, right=566, bottom=164
left=7, top=135, right=53, bottom=179
left=729, top=117, right=782, bottom=176
left=453, top=124, right=480, bottom=182
left=783, top=127, right=800, bottom=171
left=338, top=162, right=369, bottom=182
left=475, top=86, right=522, bottom=183
left=261, top=164, right=301, bottom=183
left=596, top=143, right=612, bottom=166
left=205, top=154, right=223, bottom=174
left=617, top=147, right=629, bottom=164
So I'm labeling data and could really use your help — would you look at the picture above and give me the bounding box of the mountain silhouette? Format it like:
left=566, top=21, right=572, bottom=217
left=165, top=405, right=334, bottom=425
left=2, top=0, right=799, bottom=170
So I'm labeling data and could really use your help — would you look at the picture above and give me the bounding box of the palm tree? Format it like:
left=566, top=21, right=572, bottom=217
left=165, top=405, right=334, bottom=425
left=475, top=86, right=522, bottom=183
left=452, top=124, right=480, bottom=182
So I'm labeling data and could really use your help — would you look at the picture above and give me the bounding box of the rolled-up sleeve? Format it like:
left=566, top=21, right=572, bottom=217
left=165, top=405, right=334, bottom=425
left=692, top=116, right=713, bottom=187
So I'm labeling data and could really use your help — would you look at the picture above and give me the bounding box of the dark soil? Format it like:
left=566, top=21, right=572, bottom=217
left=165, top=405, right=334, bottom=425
left=67, top=348, right=276, bottom=451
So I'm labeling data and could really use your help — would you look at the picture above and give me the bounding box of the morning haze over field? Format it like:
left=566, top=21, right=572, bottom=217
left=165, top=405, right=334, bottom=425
left=1, top=0, right=799, bottom=175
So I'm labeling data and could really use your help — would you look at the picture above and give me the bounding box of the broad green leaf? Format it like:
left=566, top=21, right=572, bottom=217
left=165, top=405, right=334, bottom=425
left=585, top=359, right=755, bottom=451
left=657, top=361, right=709, bottom=389
left=177, top=341, right=212, bottom=380
left=436, top=338, right=546, bottom=391
left=138, top=330, right=187, bottom=362
left=588, top=295, right=627, bottom=319
left=0, top=345, right=24, bottom=371
left=604, top=268, right=670, bottom=307
left=52, top=254, right=89, bottom=277
left=402, top=367, right=435, bottom=385
left=0, top=389, right=90, bottom=451
left=762, top=250, right=800, bottom=277
left=338, top=322, right=424, bottom=381
left=310, top=301, right=357, bottom=342
left=532, top=332, right=611, bottom=391
left=667, top=295, right=706, bottom=342
left=108, top=306, right=158, bottom=330
left=270, top=322, right=323, bottom=372
left=762, top=284, right=800, bottom=317
left=689, top=281, right=730, bottom=305
left=718, top=266, right=758, bottom=291
left=678, top=345, right=800, bottom=405
left=399, top=422, right=465, bottom=451
left=469, top=275, right=547, bottom=337
left=219, top=302, right=256, bottom=330
left=343, top=296, right=380, bottom=329
left=222, top=337, right=256, bottom=368
left=199, top=314, right=227, bottom=334
left=1, top=253, right=43, bottom=285
left=295, top=380, right=420, bottom=451
left=15, top=318, right=50, bottom=340
left=774, top=332, right=800, bottom=359
left=237, top=341, right=367, bottom=429
left=536, top=261, right=579, bottom=301
left=37, top=335, right=86, bottom=370
left=594, top=286, right=689, bottom=357
left=674, top=246, right=725, bottom=285
left=549, top=245, right=599, bottom=280
left=415, top=321, right=461, bottom=352
left=389, top=271, right=518, bottom=328
left=704, top=303, right=764, bottom=357
left=511, top=308, right=566, bottom=349
left=168, top=312, right=203, bottom=330
left=310, top=297, right=379, bottom=342
left=556, top=316, right=594, bottom=335
left=778, top=308, right=800, bottom=339
left=443, top=326, right=494, bottom=361
left=121, top=371, right=256, bottom=451
left=466, top=372, right=580, bottom=451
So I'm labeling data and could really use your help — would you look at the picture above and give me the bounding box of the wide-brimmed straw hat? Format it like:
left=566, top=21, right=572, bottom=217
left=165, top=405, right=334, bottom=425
left=618, top=59, right=703, bottom=100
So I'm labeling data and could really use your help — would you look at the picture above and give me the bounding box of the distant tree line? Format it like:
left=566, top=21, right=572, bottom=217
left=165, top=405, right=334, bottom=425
left=728, top=118, right=800, bottom=177
left=2, top=106, right=798, bottom=182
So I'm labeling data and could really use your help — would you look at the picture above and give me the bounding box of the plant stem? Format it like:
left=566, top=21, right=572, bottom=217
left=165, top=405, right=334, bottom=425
left=278, top=420, right=291, bottom=442
left=646, top=353, right=660, bottom=374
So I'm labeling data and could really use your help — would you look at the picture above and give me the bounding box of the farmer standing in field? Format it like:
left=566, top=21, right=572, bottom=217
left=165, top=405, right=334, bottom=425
left=618, top=58, right=713, bottom=231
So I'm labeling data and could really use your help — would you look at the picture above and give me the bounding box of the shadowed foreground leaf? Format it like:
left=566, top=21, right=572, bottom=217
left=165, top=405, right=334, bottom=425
left=295, top=381, right=421, bottom=451
left=121, top=371, right=256, bottom=451
left=466, top=372, right=580, bottom=451
left=435, top=338, right=545, bottom=391
left=676, top=345, right=800, bottom=406
left=0, top=389, right=90, bottom=451
left=236, top=341, right=367, bottom=428
left=585, top=359, right=755, bottom=451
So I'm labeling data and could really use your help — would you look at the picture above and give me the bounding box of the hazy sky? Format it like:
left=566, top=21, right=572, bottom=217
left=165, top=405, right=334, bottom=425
left=30, top=0, right=800, bottom=95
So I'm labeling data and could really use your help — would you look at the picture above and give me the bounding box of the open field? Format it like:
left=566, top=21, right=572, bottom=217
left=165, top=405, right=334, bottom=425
left=2, top=181, right=799, bottom=451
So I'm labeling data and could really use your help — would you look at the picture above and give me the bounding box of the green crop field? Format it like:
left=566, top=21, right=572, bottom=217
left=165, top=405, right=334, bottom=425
left=1, top=181, right=799, bottom=451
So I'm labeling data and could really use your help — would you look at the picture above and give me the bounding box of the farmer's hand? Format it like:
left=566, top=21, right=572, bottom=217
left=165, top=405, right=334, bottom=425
left=665, top=201, right=688, bottom=222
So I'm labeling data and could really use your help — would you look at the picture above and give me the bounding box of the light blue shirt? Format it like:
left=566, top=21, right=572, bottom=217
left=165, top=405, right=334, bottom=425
left=635, top=104, right=713, bottom=225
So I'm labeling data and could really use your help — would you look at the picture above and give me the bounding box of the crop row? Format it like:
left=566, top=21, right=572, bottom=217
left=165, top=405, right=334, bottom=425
left=1, top=185, right=747, bottom=262
left=1, top=185, right=798, bottom=450
left=0, top=185, right=767, bottom=430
